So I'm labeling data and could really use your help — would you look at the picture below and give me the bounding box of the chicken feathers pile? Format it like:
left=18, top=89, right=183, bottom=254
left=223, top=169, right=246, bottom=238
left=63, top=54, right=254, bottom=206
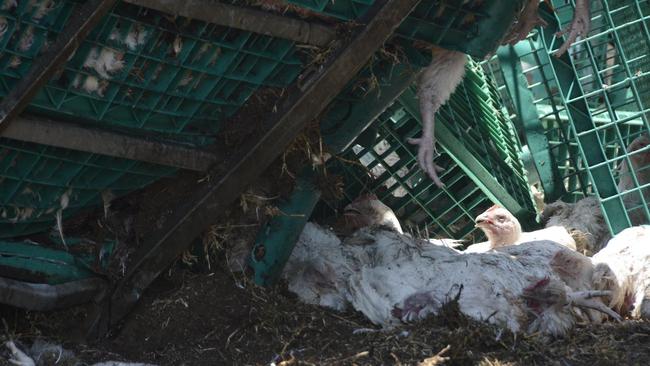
left=283, top=196, right=649, bottom=337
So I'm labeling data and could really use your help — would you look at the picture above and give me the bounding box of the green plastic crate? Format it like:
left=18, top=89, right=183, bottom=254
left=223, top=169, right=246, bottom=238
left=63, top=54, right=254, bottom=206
left=325, top=58, right=536, bottom=241
left=0, top=236, right=114, bottom=284
left=485, top=0, right=650, bottom=235
left=0, top=138, right=175, bottom=238
left=0, top=1, right=303, bottom=144
left=0, top=0, right=311, bottom=238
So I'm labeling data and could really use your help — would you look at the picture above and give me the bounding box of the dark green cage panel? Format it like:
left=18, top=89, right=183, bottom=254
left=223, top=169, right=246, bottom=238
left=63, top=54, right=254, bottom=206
left=282, top=0, right=527, bottom=59
left=0, top=138, right=175, bottom=238
left=484, top=0, right=650, bottom=235
left=0, top=1, right=303, bottom=145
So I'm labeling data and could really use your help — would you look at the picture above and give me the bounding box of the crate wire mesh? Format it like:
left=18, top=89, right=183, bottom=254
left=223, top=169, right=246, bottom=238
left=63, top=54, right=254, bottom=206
left=327, top=58, right=536, bottom=242
left=0, top=1, right=302, bottom=142
left=0, top=0, right=306, bottom=238
left=484, top=0, right=650, bottom=235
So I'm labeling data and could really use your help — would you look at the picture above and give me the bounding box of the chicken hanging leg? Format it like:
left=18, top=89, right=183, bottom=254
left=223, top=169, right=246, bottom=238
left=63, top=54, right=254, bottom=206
left=413, top=1, right=591, bottom=187
left=409, top=46, right=467, bottom=187
left=554, top=0, right=591, bottom=56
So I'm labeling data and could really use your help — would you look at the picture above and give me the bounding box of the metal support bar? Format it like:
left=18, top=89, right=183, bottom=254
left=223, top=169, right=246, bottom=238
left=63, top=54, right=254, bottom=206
left=538, top=6, right=629, bottom=233
left=250, top=168, right=321, bottom=286
left=4, top=116, right=218, bottom=171
left=497, top=44, right=565, bottom=201
left=124, top=0, right=336, bottom=47
left=86, top=0, right=421, bottom=337
left=398, top=90, right=534, bottom=225
left=0, top=0, right=118, bottom=133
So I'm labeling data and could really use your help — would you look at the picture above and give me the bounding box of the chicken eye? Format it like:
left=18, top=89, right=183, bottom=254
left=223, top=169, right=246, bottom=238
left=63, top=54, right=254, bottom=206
left=496, top=215, right=506, bottom=222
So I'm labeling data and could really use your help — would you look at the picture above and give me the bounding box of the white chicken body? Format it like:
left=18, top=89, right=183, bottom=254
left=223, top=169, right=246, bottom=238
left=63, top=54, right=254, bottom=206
left=285, top=222, right=612, bottom=336
left=592, top=225, right=650, bottom=318
left=349, top=237, right=597, bottom=336
left=282, top=222, right=351, bottom=311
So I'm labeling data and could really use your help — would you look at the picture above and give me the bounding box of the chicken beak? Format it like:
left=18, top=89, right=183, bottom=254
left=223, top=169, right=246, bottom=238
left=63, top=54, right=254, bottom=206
left=474, top=216, right=492, bottom=228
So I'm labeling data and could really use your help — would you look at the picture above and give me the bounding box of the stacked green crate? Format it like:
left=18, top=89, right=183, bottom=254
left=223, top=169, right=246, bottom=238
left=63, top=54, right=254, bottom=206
left=486, top=0, right=650, bottom=234
left=0, top=0, right=305, bottom=238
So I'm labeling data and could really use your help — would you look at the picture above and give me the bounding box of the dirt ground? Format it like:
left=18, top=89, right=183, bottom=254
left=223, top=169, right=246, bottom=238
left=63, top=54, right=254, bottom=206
left=0, top=257, right=649, bottom=366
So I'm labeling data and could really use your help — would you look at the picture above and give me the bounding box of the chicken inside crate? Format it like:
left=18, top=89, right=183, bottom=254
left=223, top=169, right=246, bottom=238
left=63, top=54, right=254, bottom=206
left=480, top=0, right=650, bottom=242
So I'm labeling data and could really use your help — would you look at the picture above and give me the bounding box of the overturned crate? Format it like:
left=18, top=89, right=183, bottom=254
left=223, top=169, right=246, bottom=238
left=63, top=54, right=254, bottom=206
left=484, top=0, right=650, bottom=235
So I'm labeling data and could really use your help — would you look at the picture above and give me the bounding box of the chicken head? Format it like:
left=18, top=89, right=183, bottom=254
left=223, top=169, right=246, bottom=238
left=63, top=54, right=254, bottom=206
left=474, top=205, right=522, bottom=248
left=336, top=193, right=403, bottom=235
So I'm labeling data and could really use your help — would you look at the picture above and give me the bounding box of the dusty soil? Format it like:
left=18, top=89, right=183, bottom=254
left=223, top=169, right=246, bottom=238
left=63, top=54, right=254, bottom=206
left=1, top=258, right=649, bottom=366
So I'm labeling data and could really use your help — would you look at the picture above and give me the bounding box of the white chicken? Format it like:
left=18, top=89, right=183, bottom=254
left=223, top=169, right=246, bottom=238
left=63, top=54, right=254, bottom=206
left=284, top=196, right=618, bottom=337
left=464, top=205, right=576, bottom=253
left=540, top=196, right=610, bottom=255
left=540, top=135, right=650, bottom=254
left=413, top=0, right=591, bottom=186
left=333, top=193, right=403, bottom=236
left=347, top=234, right=617, bottom=336
left=591, top=225, right=650, bottom=319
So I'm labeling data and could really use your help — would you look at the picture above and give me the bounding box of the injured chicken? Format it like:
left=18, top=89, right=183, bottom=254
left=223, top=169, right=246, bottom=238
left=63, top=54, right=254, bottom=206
left=283, top=195, right=621, bottom=338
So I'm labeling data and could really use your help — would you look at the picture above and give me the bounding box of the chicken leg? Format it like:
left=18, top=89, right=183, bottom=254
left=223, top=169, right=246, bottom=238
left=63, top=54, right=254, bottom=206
left=411, top=46, right=467, bottom=188
left=555, top=0, right=591, bottom=56
left=502, top=0, right=549, bottom=45
left=567, top=290, right=623, bottom=321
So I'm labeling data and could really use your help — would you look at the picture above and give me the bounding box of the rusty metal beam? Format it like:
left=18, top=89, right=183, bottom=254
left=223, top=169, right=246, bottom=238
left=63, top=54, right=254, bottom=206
left=86, top=0, right=420, bottom=337
left=124, top=0, right=336, bottom=47
left=0, top=0, right=118, bottom=134
left=4, top=116, right=218, bottom=171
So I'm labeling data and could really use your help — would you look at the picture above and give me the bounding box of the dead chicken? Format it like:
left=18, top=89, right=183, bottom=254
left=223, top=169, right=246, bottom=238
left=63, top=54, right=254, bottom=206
left=284, top=197, right=618, bottom=337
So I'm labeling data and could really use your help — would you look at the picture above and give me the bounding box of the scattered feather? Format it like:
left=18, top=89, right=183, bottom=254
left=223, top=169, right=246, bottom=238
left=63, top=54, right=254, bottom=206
left=125, top=23, right=148, bottom=50
left=83, top=47, right=124, bottom=79
left=0, top=16, right=8, bottom=39
left=55, top=189, right=71, bottom=250
left=18, top=25, right=34, bottom=52
left=172, top=35, right=182, bottom=57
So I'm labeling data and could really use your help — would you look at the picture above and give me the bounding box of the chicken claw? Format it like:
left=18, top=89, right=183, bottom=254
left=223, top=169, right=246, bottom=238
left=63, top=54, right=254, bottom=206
left=414, top=46, right=467, bottom=188
left=554, top=0, right=591, bottom=56
left=407, top=134, right=445, bottom=188
left=567, top=290, right=622, bottom=321
left=502, top=0, right=548, bottom=45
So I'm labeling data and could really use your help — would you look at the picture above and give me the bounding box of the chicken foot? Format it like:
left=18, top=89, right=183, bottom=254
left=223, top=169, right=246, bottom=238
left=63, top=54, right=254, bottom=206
left=555, top=0, right=591, bottom=56
left=567, top=290, right=623, bottom=321
left=412, top=46, right=467, bottom=187
left=502, top=0, right=548, bottom=45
